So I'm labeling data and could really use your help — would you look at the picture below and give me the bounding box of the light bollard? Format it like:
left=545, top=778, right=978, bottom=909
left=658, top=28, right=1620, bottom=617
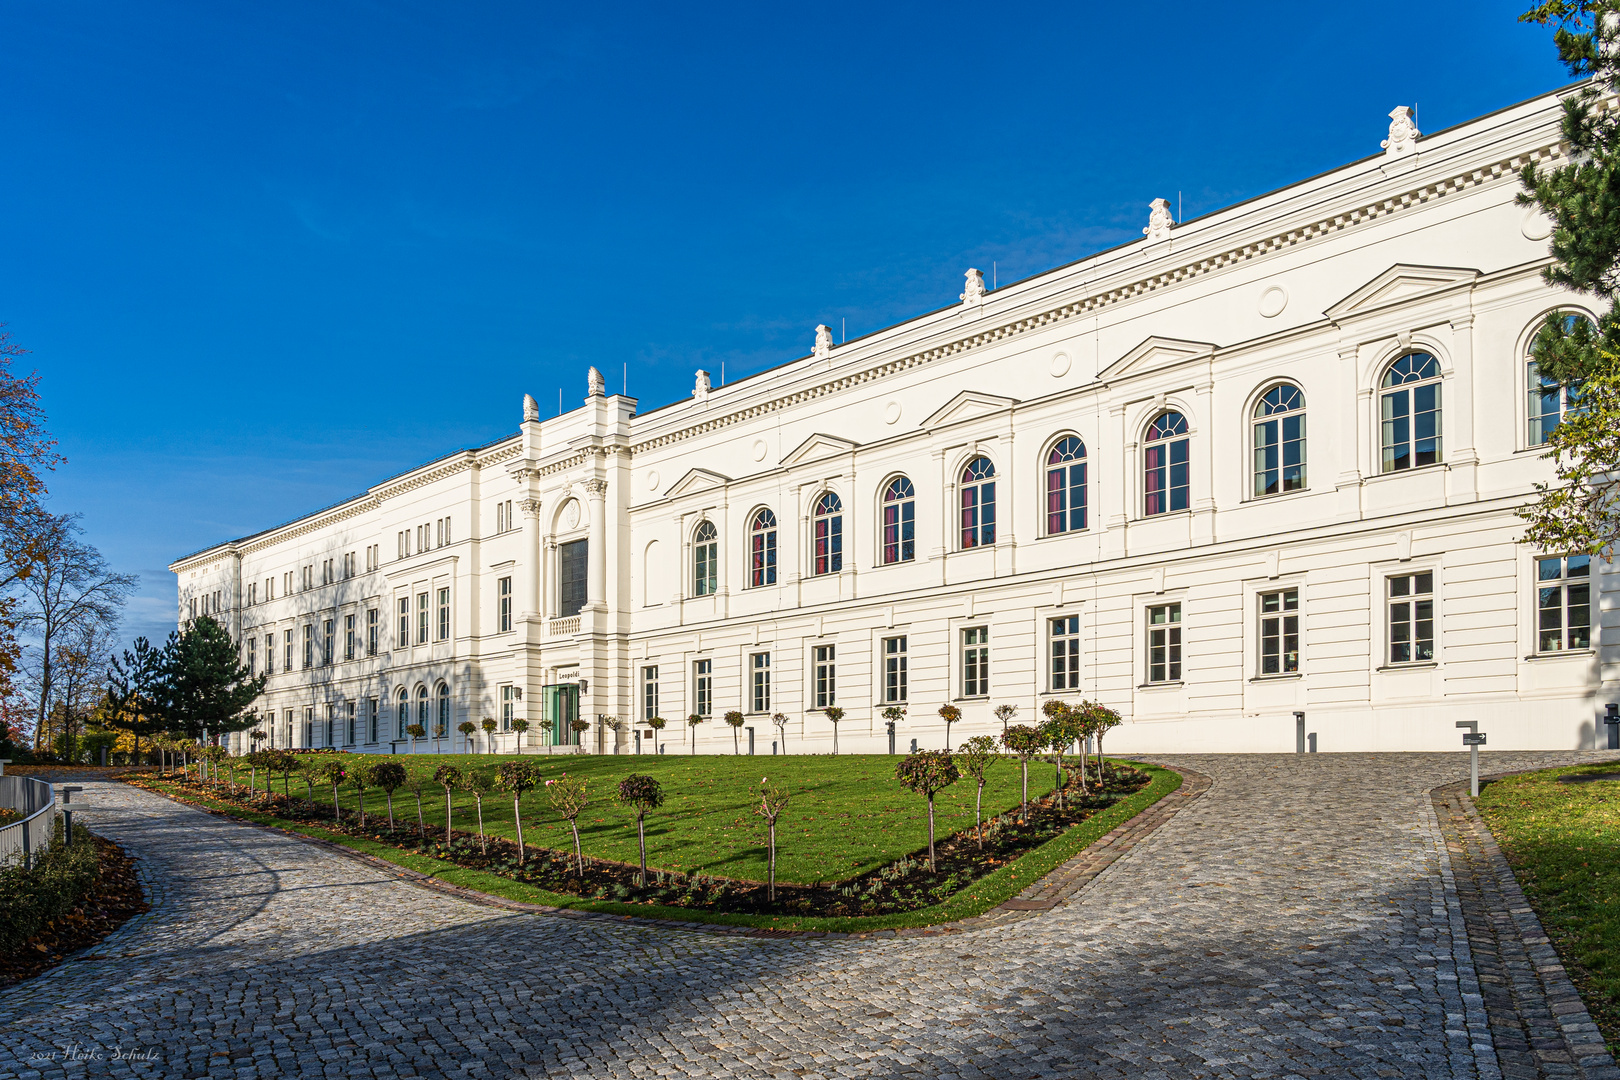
left=1294, top=711, right=1306, bottom=755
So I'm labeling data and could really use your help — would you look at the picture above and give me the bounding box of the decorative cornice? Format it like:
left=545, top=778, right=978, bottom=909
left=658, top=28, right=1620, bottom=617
left=628, top=140, right=1564, bottom=459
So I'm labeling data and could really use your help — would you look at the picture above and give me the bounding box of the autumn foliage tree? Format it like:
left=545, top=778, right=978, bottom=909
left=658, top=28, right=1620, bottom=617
left=894, top=750, right=960, bottom=873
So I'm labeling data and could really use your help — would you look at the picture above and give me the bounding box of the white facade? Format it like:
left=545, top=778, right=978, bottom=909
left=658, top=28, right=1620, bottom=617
left=172, top=87, right=1617, bottom=755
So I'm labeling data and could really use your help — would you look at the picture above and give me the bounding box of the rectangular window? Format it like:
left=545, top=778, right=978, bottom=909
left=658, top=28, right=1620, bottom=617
left=442, top=517, right=451, bottom=545
left=642, top=666, right=659, bottom=720
left=496, top=501, right=505, bottom=534
left=398, top=597, right=409, bottom=647
left=265, top=633, right=275, bottom=676
left=1387, top=572, right=1435, bottom=664
left=500, top=685, right=515, bottom=730
left=248, top=582, right=256, bottom=606
left=1147, top=603, right=1182, bottom=683
left=303, top=625, right=314, bottom=669
left=246, top=637, right=257, bottom=676
left=751, top=652, right=771, bottom=713
left=437, top=587, right=450, bottom=640
left=284, top=629, right=294, bottom=672
left=498, top=577, right=513, bottom=632
left=323, top=620, right=334, bottom=665
left=327, top=704, right=336, bottom=747
left=1258, top=588, right=1300, bottom=675
left=283, top=708, right=293, bottom=749
left=962, top=626, right=990, bottom=697
left=368, top=697, right=379, bottom=743
left=417, top=592, right=429, bottom=645
left=883, top=636, right=908, bottom=704
left=344, top=614, right=356, bottom=661
left=304, top=706, right=313, bottom=747
left=367, top=608, right=378, bottom=656
left=1536, top=555, right=1591, bottom=652
left=1050, top=615, right=1081, bottom=691
left=693, top=658, right=712, bottom=717
left=559, top=539, right=588, bottom=618
left=347, top=701, right=357, bottom=745
left=814, top=644, right=836, bottom=709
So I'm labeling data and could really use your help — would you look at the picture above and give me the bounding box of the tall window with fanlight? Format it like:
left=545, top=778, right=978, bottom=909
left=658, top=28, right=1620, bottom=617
left=1045, top=437, right=1087, bottom=534
left=748, top=509, right=777, bottom=587
left=812, top=492, right=843, bottom=575
left=1252, top=384, right=1306, bottom=496
left=881, top=477, right=915, bottom=564
left=693, top=520, right=718, bottom=596
left=1143, top=411, right=1189, bottom=516
left=959, top=456, right=996, bottom=548
left=1528, top=314, right=1593, bottom=447
left=1380, top=352, right=1442, bottom=472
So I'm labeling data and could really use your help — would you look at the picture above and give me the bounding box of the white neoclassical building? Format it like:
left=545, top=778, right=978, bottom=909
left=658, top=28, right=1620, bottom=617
left=173, top=88, right=1615, bottom=755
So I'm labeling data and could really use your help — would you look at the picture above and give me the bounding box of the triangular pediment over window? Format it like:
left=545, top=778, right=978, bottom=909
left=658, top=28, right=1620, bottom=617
left=664, top=467, right=732, bottom=498
left=781, top=433, right=860, bottom=467
left=1325, top=263, right=1480, bottom=321
left=922, top=390, right=1019, bottom=429
left=1098, top=336, right=1217, bottom=381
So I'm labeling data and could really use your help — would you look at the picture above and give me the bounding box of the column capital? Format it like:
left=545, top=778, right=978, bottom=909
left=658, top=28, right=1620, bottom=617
left=583, top=479, right=609, bottom=497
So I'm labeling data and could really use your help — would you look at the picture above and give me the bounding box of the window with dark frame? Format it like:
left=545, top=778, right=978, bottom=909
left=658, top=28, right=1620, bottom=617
left=814, top=644, right=836, bottom=708
left=883, top=636, right=908, bottom=703
left=1147, top=604, right=1182, bottom=682
left=1050, top=615, right=1081, bottom=691
left=1045, top=439, right=1088, bottom=534
left=559, top=539, right=588, bottom=617
left=642, top=665, right=659, bottom=720
left=1258, top=588, right=1300, bottom=674
left=693, top=659, right=712, bottom=717
left=959, top=457, right=997, bottom=548
left=751, top=652, right=771, bottom=712
left=882, top=478, right=916, bottom=564
left=962, top=626, right=989, bottom=696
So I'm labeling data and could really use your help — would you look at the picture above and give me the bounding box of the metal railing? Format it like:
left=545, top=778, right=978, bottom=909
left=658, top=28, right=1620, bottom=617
left=0, top=775, right=58, bottom=869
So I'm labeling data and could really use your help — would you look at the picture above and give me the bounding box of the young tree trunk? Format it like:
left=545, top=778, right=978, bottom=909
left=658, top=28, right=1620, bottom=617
left=513, top=796, right=526, bottom=865
left=975, top=779, right=985, bottom=846
left=356, top=788, right=366, bottom=828
left=1054, top=753, right=1064, bottom=809
left=385, top=792, right=395, bottom=831
left=444, top=790, right=453, bottom=845
left=636, top=813, right=648, bottom=887
left=926, top=793, right=936, bottom=873
left=414, top=791, right=425, bottom=837
left=832, top=724, right=839, bottom=755
left=570, top=819, right=584, bottom=876
left=767, top=819, right=777, bottom=902
left=331, top=783, right=340, bottom=821
left=1020, top=758, right=1029, bottom=822
left=474, top=796, right=486, bottom=854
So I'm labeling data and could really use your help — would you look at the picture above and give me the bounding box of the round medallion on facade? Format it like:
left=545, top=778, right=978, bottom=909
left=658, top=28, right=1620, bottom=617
left=1258, top=286, right=1288, bottom=318
left=1521, top=206, right=1553, bottom=241
left=647, top=470, right=660, bottom=492
left=883, top=401, right=902, bottom=425
left=752, top=439, right=768, bottom=461
left=563, top=499, right=580, bottom=530
left=1050, top=351, right=1071, bottom=377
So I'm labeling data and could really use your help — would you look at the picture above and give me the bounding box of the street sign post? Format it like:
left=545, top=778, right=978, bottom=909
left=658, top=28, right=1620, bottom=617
left=1457, top=722, right=1484, bottom=797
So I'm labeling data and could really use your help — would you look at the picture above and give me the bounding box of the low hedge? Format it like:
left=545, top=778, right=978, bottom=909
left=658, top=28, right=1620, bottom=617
left=0, top=824, right=100, bottom=955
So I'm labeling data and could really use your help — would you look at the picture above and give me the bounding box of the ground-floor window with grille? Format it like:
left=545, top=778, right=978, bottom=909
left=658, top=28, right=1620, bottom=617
left=1258, top=588, right=1299, bottom=674
left=1050, top=615, right=1081, bottom=691
left=882, top=636, right=907, bottom=703
left=1537, top=555, right=1591, bottom=652
left=962, top=627, right=989, bottom=697
left=1147, top=604, right=1182, bottom=682
left=1387, top=572, right=1434, bottom=664
left=693, top=659, right=712, bottom=716
left=814, top=645, right=836, bottom=708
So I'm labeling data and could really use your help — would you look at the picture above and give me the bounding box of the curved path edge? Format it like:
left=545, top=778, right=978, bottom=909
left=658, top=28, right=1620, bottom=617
left=121, top=763, right=1210, bottom=942
left=1433, top=768, right=1620, bottom=1080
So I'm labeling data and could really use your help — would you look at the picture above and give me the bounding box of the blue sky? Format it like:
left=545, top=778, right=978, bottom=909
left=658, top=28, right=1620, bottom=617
left=1, top=0, right=1570, bottom=645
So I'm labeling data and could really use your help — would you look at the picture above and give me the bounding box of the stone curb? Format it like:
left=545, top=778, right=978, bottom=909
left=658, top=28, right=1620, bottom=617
left=123, top=764, right=1206, bottom=942
left=1433, top=764, right=1620, bottom=1080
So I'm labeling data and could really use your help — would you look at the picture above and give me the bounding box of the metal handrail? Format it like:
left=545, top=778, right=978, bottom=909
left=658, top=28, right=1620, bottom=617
left=0, top=775, right=58, bottom=870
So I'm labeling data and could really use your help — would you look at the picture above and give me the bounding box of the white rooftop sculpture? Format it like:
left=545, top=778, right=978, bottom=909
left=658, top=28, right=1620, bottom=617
left=1382, top=106, right=1420, bottom=157
left=587, top=366, right=605, bottom=397
left=960, top=268, right=986, bottom=306
left=693, top=369, right=711, bottom=402
left=813, top=324, right=833, bottom=360
left=1144, top=198, right=1175, bottom=242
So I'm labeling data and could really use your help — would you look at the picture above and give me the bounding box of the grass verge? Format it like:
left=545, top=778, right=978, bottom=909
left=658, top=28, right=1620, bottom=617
left=1476, top=761, right=1620, bottom=1055
left=132, top=762, right=1180, bottom=932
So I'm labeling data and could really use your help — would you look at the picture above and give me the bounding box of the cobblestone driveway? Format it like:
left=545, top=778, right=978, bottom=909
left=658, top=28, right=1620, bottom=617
left=2, top=752, right=1616, bottom=1080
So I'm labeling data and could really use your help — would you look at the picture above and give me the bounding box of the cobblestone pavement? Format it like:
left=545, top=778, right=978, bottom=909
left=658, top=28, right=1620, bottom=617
left=2, top=751, right=1616, bottom=1080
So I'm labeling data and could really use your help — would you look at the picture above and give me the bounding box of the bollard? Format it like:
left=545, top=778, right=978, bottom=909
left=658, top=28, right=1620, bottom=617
left=1294, top=711, right=1306, bottom=755
left=1307, top=732, right=1317, bottom=753
left=772, top=740, right=778, bottom=755
left=1457, top=721, right=1485, bottom=797
left=887, top=722, right=896, bottom=756
left=909, top=738, right=918, bottom=754
left=1606, top=703, right=1619, bottom=751
left=747, top=727, right=755, bottom=755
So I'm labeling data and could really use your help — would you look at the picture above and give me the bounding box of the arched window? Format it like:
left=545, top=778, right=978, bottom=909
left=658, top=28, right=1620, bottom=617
left=415, top=685, right=429, bottom=734
left=1380, top=353, right=1442, bottom=472
left=693, top=520, right=718, bottom=596
left=1252, top=385, right=1306, bottom=496
left=436, top=682, right=451, bottom=737
left=396, top=688, right=409, bottom=739
left=749, top=509, right=777, bottom=588
left=1143, top=412, right=1189, bottom=516
left=1045, top=437, right=1087, bottom=534
left=959, top=457, right=996, bottom=548
left=1528, top=314, right=1593, bottom=447
left=882, top=477, right=916, bottom=564
left=812, top=492, right=843, bottom=575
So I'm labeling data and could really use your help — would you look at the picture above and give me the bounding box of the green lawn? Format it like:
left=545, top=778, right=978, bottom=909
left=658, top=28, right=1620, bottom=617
left=1476, top=761, right=1620, bottom=1055
left=241, top=752, right=1059, bottom=885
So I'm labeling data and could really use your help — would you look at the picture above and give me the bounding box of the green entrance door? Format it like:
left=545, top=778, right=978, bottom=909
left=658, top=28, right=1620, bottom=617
left=541, top=683, right=580, bottom=746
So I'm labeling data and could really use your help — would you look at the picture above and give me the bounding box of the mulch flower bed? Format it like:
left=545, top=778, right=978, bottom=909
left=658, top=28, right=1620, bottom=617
left=133, top=763, right=1149, bottom=918
left=0, top=834, right=150, bottom=990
